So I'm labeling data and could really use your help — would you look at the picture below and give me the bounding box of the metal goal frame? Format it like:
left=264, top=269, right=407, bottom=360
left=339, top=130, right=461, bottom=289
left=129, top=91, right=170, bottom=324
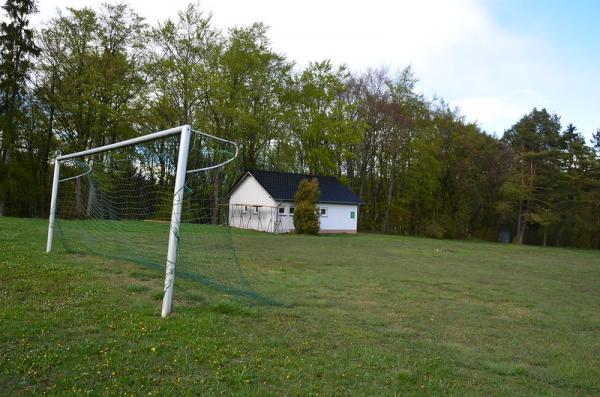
left=46, top=125, right=238, bottom=317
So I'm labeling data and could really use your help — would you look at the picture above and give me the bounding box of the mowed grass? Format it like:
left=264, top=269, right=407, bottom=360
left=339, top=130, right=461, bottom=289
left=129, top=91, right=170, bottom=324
left=1, top=217, right=599, bottom=396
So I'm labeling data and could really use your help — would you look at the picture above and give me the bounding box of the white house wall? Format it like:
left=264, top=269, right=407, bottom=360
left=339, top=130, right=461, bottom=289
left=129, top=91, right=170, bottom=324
left=277, top=202, right=295, bottom=233
left=229, top=176, right=276, bottom=207
left=228, top=176, right=278, bottom=232
left=319, top=203, right=358, bottom=233
left=277, top=201, right=358, bottom=233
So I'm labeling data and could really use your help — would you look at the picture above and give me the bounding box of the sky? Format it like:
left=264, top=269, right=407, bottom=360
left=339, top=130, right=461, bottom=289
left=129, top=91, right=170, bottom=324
left=30, top=0, right=600, bottom=141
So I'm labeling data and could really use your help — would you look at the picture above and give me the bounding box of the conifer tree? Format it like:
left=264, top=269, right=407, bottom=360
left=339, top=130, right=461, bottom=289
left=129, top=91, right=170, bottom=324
left=592, top=129, right=600, bottom=155
left=0, top=0, right=39, bottom=215
left=293, top=178, right=320, bottom=234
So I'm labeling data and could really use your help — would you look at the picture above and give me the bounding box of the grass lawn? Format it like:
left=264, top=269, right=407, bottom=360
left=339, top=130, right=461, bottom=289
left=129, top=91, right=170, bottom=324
left=1, top=216, right=599, bottom=396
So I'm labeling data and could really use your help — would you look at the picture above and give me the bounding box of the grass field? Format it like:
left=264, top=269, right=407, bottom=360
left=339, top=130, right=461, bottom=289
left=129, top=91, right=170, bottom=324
left=1, top=216, right=599, bottom=396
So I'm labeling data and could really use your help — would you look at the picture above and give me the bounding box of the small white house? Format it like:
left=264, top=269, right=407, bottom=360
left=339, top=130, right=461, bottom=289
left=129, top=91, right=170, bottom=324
left=228, top=170, right=363, bottom=234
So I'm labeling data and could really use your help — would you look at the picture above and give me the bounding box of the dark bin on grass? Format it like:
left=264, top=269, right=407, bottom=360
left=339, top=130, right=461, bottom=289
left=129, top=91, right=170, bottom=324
left=498, top=230, right=510, bottom=243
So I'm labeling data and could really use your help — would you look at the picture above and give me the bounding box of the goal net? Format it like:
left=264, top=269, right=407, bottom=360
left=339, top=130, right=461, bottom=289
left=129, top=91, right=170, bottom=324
left=47, top=126, right=266, bottom=315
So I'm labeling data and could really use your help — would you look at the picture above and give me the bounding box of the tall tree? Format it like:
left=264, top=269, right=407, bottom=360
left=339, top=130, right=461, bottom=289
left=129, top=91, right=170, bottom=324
left=592, top=129, right=600, bottom=154
left=31, top=4, right=148, bottom=216
left=0, top=0, right=39, bottom=216
left=36, top=5, right=147, bottom=154
left=210, top=23, right=292, bottom=221
left=218, top=23, right=291, bottom=171
left=501, top=108, right=563, bottom=244
left=148, top=3, right=220, bottom=193
left=435, top=108, right=511, bottom=239
left=288, top=61, right=361, bottom=176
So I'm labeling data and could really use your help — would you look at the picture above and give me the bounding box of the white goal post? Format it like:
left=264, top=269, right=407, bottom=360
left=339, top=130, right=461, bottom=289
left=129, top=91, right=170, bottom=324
left=46, top=125, right=238, bottom=317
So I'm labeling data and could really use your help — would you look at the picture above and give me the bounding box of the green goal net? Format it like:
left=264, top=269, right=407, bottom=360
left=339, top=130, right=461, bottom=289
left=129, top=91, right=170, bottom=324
left=53, top=128, right=272, bottom=308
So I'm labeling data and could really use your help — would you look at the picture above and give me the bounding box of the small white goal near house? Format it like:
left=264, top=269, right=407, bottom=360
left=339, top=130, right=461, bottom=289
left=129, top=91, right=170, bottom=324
left=45, top=125, right=254, bottom=317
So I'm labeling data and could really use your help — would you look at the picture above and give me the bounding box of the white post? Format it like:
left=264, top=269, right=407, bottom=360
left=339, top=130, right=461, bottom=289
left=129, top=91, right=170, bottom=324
left=161, top=125, right=192, bottom=317
left=46, top=154, right=61, bottom=253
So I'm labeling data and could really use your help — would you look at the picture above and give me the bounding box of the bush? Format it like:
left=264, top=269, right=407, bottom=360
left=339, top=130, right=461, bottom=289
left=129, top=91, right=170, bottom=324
left=293, top=178, right=320, bottom=234
left=423, top=221, right=445, bottom=239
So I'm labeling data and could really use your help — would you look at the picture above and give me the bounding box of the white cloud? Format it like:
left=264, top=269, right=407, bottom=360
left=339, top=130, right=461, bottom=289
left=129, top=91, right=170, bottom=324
left=33, top=0, right=494, bottom=68
left=453, top=96, right=528, bottom=134
left=202, top=0, right=493, bottom=69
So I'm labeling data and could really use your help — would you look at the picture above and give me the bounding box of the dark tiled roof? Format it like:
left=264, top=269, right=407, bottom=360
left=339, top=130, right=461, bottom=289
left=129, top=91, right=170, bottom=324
left=235, top=170, right=364, bottom=205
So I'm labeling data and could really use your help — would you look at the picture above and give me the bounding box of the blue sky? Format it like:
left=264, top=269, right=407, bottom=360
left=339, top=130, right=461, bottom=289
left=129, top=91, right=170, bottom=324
left=494, top=0, right=599, bottom=56
left=477, top=0, right=600, bottom=138
left=33, top=0, right=600, bottom=141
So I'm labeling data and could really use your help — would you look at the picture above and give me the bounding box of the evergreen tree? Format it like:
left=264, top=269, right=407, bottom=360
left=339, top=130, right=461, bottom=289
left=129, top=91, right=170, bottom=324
left=500, top=108, right=563, bottom=244
left=0, top=0, right=39, bottom=216
left=293, top=178, right=320, bottom=234
left=592, top=129, right=600, bottom=155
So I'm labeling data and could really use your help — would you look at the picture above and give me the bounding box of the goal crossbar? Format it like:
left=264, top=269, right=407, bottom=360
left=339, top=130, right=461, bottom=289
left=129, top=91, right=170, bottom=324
left=56, top=125, right=186, bottom=161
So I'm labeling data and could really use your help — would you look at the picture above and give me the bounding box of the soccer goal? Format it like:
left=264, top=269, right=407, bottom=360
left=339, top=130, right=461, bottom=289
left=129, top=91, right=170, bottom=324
left=46, top=125, right=244, bottom=317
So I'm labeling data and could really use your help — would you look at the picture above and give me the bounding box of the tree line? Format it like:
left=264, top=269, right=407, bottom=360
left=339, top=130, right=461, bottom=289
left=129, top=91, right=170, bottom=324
left=1, top=1, right=599, bottom=248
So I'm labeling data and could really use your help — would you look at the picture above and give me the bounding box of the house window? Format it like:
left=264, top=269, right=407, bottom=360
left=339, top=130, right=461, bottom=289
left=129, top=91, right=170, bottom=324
left=278, top=207, right=285, bottom=215
left=350, top=211, right=355, bottom=219
left=289, top=207, right=295, bottom=216
left=243, top=205, right=248, bottom=213
left=253, top=206, right=259, bottom=214
left=320, top=207, right=328, bottom=217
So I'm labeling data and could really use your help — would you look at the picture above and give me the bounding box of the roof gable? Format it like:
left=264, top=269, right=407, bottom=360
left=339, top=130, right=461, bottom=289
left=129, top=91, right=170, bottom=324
left=234, top=170, right=363, bottom=205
